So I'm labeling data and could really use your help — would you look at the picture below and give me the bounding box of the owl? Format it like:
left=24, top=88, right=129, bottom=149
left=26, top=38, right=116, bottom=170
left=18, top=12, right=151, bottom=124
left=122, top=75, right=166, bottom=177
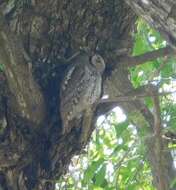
left=60, top=52, right=105, bottom=134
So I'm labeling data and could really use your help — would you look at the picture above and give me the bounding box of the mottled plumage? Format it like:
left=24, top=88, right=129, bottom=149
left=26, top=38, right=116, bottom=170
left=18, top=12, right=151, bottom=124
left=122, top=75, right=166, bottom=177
left=60, top=52, right=105, bottom=134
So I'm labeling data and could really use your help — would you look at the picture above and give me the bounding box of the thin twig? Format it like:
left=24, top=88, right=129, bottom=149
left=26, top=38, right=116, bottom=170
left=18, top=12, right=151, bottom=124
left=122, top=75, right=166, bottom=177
left=152, top=90, right=162, bottom=136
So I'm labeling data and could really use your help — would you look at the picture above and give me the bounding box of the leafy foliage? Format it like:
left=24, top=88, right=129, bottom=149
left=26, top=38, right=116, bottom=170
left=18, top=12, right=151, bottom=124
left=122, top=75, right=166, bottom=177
left=56, top=113, right=154, bottom=190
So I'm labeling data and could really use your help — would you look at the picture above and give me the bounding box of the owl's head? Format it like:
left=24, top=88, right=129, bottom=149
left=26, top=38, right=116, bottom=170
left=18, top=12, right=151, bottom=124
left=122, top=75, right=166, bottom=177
left=91, top=54, right=105, bottom=74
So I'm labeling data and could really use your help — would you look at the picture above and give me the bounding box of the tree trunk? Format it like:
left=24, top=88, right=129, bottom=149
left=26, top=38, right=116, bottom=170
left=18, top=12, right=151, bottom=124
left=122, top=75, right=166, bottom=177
left=0, top=0, right=175, bottom=190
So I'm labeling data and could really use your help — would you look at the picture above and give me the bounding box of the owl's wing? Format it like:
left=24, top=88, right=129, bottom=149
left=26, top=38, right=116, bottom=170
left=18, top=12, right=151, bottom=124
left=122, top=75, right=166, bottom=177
left=60, top=52, right=90, bottom=100
left=60, top=62, right=89, bottom=123
left=61, top=63, right=86, bottom=104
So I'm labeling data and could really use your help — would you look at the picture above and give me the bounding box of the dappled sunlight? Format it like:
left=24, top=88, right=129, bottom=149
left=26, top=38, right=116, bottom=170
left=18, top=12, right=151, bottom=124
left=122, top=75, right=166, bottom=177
left=96, top=115, right=106, bottom=127
left=112, top=107, right=127, bottom=123
left=57, top=105, right=153, bottom=189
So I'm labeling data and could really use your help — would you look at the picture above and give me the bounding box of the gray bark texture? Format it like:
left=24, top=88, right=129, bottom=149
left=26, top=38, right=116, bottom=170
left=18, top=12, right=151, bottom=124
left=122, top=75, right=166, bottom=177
left=0, top=0, right=175, bottom=189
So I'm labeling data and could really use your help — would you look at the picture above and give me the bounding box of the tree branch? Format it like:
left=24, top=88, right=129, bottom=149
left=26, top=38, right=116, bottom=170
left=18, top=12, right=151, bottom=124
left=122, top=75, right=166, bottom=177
left=99, top=89, right=176, bottom=105
left=151, top=87, right=168, bottom=190
left=120, top=46, right=175, bottom=67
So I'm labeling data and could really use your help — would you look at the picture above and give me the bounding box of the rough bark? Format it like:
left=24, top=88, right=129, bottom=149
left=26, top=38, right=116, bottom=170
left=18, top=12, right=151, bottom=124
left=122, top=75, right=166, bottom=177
left=0, top=0, right=175, bottom=190
left=0, top=13, right=46, bottom=126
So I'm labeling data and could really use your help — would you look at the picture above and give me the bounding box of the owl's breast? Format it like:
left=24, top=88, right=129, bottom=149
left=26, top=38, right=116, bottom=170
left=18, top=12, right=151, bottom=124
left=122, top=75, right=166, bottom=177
left=84, top=70, right=102, bottom=105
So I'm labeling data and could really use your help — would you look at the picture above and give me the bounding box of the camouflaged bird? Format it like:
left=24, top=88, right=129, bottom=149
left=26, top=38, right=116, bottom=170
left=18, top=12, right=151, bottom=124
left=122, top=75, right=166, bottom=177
left=60, top=52, right=105, bottom=134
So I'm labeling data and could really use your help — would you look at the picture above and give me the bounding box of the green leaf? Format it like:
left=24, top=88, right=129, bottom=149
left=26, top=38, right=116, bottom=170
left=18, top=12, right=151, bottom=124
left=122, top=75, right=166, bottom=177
left=114, top=121, right=129, bottom=137
left=170, top=177, right=176, bottom=188
left=84, top=158, right=104, bottom=183
left=95, top=164, right=106, bottom=186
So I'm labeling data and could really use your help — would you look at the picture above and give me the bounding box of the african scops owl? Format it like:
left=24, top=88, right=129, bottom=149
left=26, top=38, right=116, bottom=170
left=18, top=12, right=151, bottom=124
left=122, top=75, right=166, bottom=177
left=60, top=52, right=105, bottom=134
